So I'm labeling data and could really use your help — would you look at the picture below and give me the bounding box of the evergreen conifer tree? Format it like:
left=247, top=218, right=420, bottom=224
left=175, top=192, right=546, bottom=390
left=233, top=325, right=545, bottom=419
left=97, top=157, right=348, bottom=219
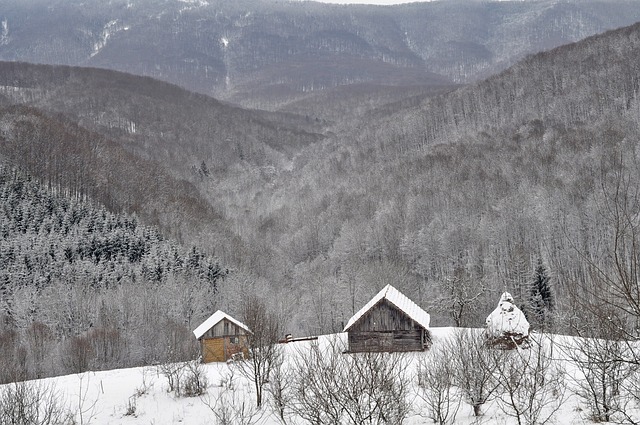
left=529, top=258, right=554, bottom=331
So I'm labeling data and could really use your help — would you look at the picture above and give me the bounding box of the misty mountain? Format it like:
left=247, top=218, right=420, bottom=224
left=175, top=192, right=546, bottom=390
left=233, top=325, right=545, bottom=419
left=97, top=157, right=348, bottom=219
left=2, top=0, right=640, bottom=110
left=0, top=62, right=324, bottom=173
left=2, top=5, right=640, bottom=342
left=206, top=19, right=640, bottom=331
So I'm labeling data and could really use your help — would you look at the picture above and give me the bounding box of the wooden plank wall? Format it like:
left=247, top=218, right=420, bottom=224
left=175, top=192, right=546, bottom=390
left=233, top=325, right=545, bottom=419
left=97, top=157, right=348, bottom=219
left=348, top=329, right=424, bottom=352
left=201, top=319, right=248, bottom=339
left=202, top=338, right=225, bottom=363
left=201, top=335, right=250, bottom=362
left=349, top=299, right=419, bottom=332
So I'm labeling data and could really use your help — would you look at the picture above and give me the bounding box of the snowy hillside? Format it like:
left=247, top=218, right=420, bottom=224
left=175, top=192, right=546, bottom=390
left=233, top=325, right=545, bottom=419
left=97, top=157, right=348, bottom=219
left=3, top=328, right=637, bottom=424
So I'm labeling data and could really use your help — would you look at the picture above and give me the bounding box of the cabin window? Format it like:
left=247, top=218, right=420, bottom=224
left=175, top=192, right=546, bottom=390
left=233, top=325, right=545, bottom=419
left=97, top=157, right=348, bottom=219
left=230, top=336, right=239, bottom=344
left=224, top=321, right=229, bottom=335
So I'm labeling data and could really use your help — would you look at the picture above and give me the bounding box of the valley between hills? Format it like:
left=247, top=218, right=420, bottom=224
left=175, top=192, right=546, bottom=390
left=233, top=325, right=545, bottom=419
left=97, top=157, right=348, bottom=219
left=1, top=2, right=640, bottom=422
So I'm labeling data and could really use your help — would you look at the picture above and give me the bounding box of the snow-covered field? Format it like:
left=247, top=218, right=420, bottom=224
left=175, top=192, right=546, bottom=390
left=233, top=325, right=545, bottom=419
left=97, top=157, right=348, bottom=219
left=1, top=328, right=634, bottom=424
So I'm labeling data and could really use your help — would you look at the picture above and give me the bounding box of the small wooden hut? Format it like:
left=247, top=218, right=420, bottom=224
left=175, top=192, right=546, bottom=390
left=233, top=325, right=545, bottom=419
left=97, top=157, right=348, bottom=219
left=192, top=310, right=251, bottom=363
left=343, top=284, right=431, bottom=353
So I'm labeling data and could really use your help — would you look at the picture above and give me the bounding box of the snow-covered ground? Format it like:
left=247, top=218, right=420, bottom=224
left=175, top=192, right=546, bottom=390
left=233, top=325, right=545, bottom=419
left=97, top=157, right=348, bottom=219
left=1, top=328, right=633, bottom=424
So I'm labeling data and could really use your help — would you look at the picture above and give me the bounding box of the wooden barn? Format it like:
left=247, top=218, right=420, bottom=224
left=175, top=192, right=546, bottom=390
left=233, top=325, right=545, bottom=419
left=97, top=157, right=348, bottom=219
left=192, top=310, right=251, bottom=363
left=343, top=284, right=431, bottom=353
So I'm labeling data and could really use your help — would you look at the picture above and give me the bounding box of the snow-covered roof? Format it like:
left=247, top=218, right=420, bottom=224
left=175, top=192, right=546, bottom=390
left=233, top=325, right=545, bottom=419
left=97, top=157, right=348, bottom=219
left=192, top=310, right=251, bottom=340
left=343, top=284, right=430, bottom=332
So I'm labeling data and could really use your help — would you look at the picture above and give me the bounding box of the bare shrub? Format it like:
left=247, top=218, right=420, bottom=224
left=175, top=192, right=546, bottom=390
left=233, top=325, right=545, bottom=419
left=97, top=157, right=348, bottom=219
left=124, top=395, right=137, bottom=417
left=0, top=381, right=73, bottom=425
left=158, top=359, right=208, bottom=397
left=416, top=346, right=460, bottom=425
left=447, top=328, right=502, bottom=417
left=74, top=374, right=99, bottom=425
left=158, top=361, right=185, bottom=394
left=201, top=387, right=262, bottom=425
left=497, top=336, right=566, bottom=425
left=134, top=367, right=155, bottom=397
left=289, top=337, right=411, bottom=425
left=237, top=296, right=281, bottom=408
left=181, top=359, right=209, bottom=397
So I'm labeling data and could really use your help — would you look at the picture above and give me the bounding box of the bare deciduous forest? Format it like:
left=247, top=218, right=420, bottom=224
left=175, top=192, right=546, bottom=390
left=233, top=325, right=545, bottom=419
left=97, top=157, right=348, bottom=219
left=0, top=0, right=640, bottom=390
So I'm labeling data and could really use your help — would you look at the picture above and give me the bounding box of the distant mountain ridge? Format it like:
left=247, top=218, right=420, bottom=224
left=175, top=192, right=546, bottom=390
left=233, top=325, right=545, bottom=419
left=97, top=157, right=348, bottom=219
left=2, top=0, right=640, bottom=109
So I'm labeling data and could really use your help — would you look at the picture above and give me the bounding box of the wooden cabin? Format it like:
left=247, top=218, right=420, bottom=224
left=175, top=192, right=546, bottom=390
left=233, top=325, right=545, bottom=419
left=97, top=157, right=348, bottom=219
left=192, top=310, right=251, bottom=363
left=343, top=284, right=431, bottom=353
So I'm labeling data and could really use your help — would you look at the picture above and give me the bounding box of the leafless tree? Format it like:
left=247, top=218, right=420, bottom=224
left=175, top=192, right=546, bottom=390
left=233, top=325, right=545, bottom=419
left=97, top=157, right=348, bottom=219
left=416, top=346, right=460, bottom=424
left=63, top=335, right=95, bottom=374
left=447, top=328, right=502, bottom=417
left=562, top=155, right=640, bottom=422
left=237, top=295, right=282, bottom=408
left=560, top=318, right=634, bottom=423
left=0, top=327, right=28, bottom=383
left=266, top=353, right=292, bottom=425
left=25, top=321, right=54, bottom=379
left=497, top=335, right=566, bottom=425
left=289, top=337, right=411, bottom=425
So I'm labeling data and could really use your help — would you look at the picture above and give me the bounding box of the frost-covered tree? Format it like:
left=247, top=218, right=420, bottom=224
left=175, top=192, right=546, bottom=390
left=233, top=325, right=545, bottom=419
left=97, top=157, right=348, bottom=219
left=528, top=258, right=554, bottom=331
left=0, top=166, right=226, bottom=377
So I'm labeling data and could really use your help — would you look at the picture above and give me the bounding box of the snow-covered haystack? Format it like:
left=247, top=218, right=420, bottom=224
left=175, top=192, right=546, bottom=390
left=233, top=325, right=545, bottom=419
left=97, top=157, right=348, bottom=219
left=485, top=292, right=530, bottom=349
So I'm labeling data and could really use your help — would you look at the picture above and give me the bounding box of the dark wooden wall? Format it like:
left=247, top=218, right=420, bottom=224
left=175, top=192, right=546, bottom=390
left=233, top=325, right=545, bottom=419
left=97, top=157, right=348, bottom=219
left=348, top=329, right=425, bottom=352
left=349, top=299, right=417, bottom=332
left=346, top=299, right=430, bottom=353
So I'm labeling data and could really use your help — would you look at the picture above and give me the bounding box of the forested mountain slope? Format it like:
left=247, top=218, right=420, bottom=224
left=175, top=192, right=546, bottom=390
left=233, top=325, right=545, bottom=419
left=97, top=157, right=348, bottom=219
left=0, top=166, right=224, bottom=383
left=0, top=62, right=324, bottom=175
left=0, top=63, right=325, bottom=260
left=361, top=21, right=640, bottom=152
left=3, top=19, right=640, bottom=342
left=0, top=105, right=228, bottom=248
left=210, top=20, right=640, bottom=333
left=1, top=0, right=639, bottom=110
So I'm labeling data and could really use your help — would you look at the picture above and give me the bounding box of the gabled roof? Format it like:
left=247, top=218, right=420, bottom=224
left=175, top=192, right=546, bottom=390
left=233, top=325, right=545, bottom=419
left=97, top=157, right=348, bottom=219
left=192, top=310, right=251, bottom=340
left=343, top=284, right=430, bottom=332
